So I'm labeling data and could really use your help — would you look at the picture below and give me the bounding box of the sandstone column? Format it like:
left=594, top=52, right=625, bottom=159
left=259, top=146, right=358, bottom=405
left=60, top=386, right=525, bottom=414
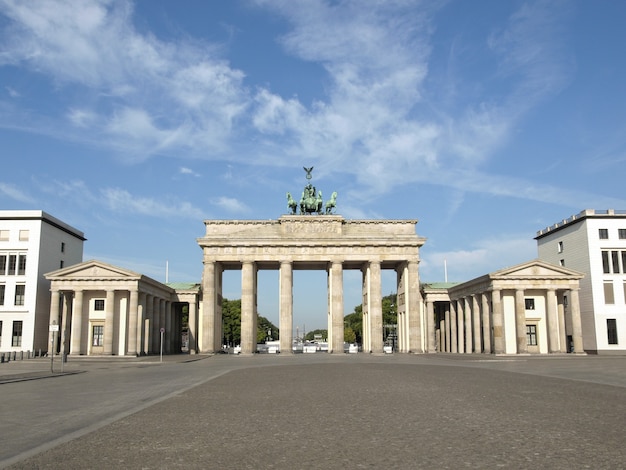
left=444, top=306, right=451, bottom=353
left=450, top=300, right=457, bottom=353
left=329, top=261, right=344, bottom=354
left=456, top=299, right=464, bottom=353
left=137, top=292, right=146, bottom=355
left=60, top=291, right=72, bottom=356
left=201, top=261, right=216, bottom=353
left=188, top=297, right=198, bottom=354
left=165, top=300, right=172, bottom=354
left=241, top=261, right=257, bottom=354
left=481, top=293, right=491, bottom=354
left=472, top=295, right=481, bottom=353
left=464, top=297, right=473, bottom=354
left=546, top=288, right=559, bottom=353
left=127, top=289, right=139, bottom=356
left=406, top=260, right=422, bottom=353
left=492, top=289, right=505, bottom=354
left=426, top=300, right=435, bottom=353
left=369, top=261, right=383, bottom=354
left=279, top=260, right=293, bottom=354
left=103, top=289, right=115, bottom=355
left=70, top=289, right=84, bottom=355
left=515, top=289, right=527, bottom=354
left=557, top=292, right=567, bottom=353
left=570, top=288, right=584, bottom=354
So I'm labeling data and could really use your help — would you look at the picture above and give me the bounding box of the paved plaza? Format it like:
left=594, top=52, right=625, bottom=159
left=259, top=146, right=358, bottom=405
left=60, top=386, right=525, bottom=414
left=1, top=353, right=626, bottom=469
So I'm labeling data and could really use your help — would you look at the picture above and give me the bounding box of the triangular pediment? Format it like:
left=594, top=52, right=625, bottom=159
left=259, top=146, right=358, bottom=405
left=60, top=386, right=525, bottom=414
left=45, top=259, right=141, bottom=280
left=491, top=259, right=583, bottom=279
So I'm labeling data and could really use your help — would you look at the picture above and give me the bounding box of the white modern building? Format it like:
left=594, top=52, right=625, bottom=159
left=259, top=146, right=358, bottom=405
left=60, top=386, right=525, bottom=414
left=536, top=209, right=626, bottom=354
left=0, top=211, right=84, bottom=354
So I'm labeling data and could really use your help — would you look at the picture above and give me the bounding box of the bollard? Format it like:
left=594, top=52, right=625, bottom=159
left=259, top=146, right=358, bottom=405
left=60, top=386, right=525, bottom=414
left=12, top=351, right=16, bottom=361
left=1, top=353, right=4, bottom=363
left=20, top=351, right=24, bottom=360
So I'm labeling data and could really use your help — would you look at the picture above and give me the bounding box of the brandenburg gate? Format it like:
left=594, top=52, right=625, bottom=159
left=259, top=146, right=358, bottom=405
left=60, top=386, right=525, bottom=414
left=197, top=170, right=426, bottom=354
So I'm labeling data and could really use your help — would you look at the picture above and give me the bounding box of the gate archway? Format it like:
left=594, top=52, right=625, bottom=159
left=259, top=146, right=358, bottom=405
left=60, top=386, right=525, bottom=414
left=197, top=215, right=427, bottom=354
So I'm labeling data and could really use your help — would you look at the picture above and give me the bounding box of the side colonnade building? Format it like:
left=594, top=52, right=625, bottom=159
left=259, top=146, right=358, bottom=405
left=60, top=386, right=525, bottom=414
left=45, top=261, right=200, bottom=356
left=423, top=260, right=585, bottom=355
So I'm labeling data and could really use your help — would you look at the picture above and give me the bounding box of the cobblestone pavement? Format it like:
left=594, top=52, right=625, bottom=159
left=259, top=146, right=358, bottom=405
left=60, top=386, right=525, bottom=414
left=2, top=353, right=626, bottom=469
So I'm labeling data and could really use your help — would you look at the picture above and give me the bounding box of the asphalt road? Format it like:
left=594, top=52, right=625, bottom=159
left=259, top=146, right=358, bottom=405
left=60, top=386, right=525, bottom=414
left=1, top=353, right=625, bottom=469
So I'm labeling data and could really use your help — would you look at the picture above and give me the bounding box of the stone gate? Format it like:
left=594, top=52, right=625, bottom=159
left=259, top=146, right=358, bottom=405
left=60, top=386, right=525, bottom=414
left=197, top=215, right=427, bottom=354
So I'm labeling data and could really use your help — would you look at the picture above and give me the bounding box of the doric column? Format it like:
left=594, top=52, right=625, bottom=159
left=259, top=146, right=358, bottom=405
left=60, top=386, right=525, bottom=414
left=426, top=300, right=435, bottom=353
left=438, top=318, right=445, bottom=352
left=450, top=300, right=457, bottom=353
left=70, top=289, right=84, bottom=355
left=546, top=288, right=559, bottom=353
left=144, top=294, right=153, bottom=354
left=456, top=299, right=464, bottom=353
left=472, top=295, right=481, bottom=353
left=369, top=260, right=383, bottom=354
left=60, top=291, right=72, bottom=356
left=444, top=305, right=451, bottom=352
left=201, top=261, right=216, bottom=353
left=492, top=289, right=505, bottom=354
left=464, top=297, right=473, bottom=354
left=481, top=293, right=491, bottom=354
left=188, top=296, right=198, bottom=354
left=515, top=289, right=527, bottom=354
left=569, top=288, right=585, bottom=354
left=151, top=296, right=160, bottom=354
left=557, top=292, right=567, bottom=353
left=329, top=261, right=344, bottom=354
left=406, top=260, right=422, bottom=353
left=48, top=289, right=62, bottom=355
left=279, top=261, right=293, bottom=354
left=137, top=292, right=146, bottom=355
left=165, top=300, right=172, bottom=354
left=241, top=261, right=257, bottom=354
left=103, top=290, right=115, bottom=355
left=361, top=266, right=371, bottom=353
left=127, top=289, right=139, bottom=356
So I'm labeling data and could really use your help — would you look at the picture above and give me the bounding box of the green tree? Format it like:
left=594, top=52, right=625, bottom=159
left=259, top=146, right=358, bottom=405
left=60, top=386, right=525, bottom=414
left=304, top=329, right=327, bottom=341
left=221, top=298, right=279, bottom=345
left=344, top=326, right=356, bottom=343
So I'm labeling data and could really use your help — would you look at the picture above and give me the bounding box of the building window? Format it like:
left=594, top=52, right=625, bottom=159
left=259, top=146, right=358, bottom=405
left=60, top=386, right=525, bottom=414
left=602, top=251, right=610, bottom=274
left=526, top=325, right=538, bottom=346
left=599, top=228, right=609, bottom=239
left=14, top=284, right=25, bottom=306
left=59, top=260, right=64, bottom=269
left=557, top=241, right=564, bottom=253
left=559, top=259, right=565, bottom=267
left=18, top=230, right=29, bottom=241
left=0, top=320, right=2, bottom=347
left=619, top=229, right=626, bottom=240
left=525, top=298, right=535, bottom=310
left=12, top=321, right=22, bottom=347
left=7, top=255, right=16, bottom=275
left=61, top=242, right=65, bottom=253
left=604, top=282, right=615, bottom=304
left=0, top=284, right=4, bottom=305
left=0, top=254, right=5, bottom=274
left=0, top=230, right=8, bottom=241
left=94, top=299, right=105, bottom=311
left=17, top=254, right=26, bottom=275
left=611, top=251, right=621, bottom=274
left=92, top=325, right=104, bottom=346
left=607, top=319, right=618, bottom=345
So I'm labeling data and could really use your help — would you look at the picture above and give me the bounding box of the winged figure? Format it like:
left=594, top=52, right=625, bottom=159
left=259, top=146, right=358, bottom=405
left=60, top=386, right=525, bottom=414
left=303, top=166, right=314, bottom=180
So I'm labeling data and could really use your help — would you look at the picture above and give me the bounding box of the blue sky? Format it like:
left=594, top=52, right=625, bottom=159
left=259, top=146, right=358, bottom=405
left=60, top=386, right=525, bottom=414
left=1, top=0, right=625, bottom=331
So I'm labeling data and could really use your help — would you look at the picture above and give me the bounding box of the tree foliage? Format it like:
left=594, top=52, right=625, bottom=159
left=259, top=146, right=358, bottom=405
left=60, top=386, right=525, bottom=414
left=221, top=298, right=279, bottom=345
left=344, top=293, right=397, bottom=344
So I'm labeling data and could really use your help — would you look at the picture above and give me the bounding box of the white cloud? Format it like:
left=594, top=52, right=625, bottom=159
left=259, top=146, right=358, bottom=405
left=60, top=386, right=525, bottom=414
left=101, top=187, right=206, bottom=219
left=210, top=196, right=248, bottom=214
left=421, top=235, right=537, bottom=283
left=180, top=167, right=201, bottom=177
left=0, top=182, right=35, bottom=203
